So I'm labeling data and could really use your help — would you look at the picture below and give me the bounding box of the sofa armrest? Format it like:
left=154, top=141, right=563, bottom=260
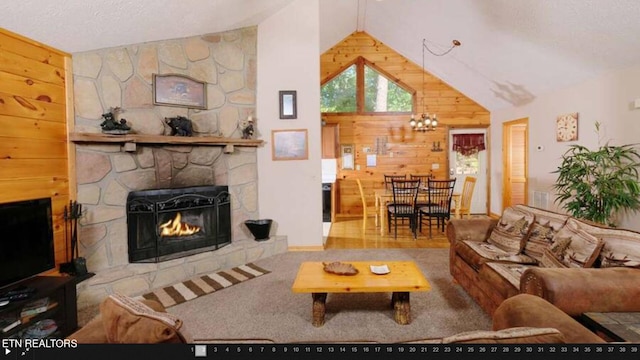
left=520, top=267, right=640, bottom=316
left=68, top=299, right=168, bottom=344
left=492, top=294, right=605, bottom=343
left=446, top=218, right=498, bottom=246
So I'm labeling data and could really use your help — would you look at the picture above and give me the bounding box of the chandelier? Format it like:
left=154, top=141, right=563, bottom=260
left=410, top=38, right=461, bottom=132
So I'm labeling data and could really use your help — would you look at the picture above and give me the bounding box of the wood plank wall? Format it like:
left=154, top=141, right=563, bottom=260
left=320, top=32, right=490, bottom=217
left=0, top=28, right=72, bottom=270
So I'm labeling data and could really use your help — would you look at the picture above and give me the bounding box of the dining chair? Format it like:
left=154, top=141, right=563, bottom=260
left=356, top=179, right=376, bottom=232
left=410, top=173, right=434, bottom=208
left=418, top=178, right=457, bottom=238
left=458, top=176, right=477, bottom=219
left=409, top=174, right=433, bottom=183
left=384, top=174, right=406, bottom=191
left=387, top=179, right=420, bottom=239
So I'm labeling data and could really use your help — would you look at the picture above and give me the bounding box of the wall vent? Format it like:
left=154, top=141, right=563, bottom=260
left=533, top=191, right=549, bottom=209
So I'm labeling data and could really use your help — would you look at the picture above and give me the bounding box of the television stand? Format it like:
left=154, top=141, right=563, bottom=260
left=0, top=286, right=36, bottom=302
left=0, top=273, right=93, bottom=339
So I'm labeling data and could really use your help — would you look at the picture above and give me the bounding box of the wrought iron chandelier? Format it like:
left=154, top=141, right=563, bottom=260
left=410, top=38, right=461, bottom=132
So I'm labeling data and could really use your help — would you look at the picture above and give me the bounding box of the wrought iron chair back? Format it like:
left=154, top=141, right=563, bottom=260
left=419, top=178, right=457, bottom=238
left=387, top=179, right=420, bottom=239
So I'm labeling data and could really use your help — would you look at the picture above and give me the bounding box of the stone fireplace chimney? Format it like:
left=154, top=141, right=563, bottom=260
left=71, top=27, right=288, bottom=325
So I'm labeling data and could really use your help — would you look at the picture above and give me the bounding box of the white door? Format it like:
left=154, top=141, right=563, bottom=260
left=448, top=129, right=488, bottom=214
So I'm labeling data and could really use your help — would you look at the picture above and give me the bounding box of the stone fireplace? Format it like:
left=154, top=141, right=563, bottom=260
left=71, top=27, right=288, bottom=324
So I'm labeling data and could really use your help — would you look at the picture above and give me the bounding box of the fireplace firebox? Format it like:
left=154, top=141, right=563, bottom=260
left=126, top=185, right=231, bottom=263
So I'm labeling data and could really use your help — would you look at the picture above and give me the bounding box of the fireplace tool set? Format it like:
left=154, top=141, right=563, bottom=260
left=59, top=200, right=87, bottom=275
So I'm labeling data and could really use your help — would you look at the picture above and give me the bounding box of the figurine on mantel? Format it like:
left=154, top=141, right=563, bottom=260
left=165, top=116, right=193, bottom=136
left=241, top=116, right=255, bottom=139
left=100, top=106, right=131, bottom=134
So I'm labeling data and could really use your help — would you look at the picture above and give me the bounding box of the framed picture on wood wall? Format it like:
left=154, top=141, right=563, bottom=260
left=272, top=129, right=308, bottom=161
left=279, top=90, right=297, bottom=119
left=153, top=73, right=207, bottom=109
left=341, top=144, right=355, bottom=170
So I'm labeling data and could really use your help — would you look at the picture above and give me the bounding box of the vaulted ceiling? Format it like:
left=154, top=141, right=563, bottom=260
left=2, top=0, right=640, bottom=111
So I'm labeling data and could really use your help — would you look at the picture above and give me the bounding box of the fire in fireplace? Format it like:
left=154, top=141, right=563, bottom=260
left=126, top=185, right=231, bottom=263
left=159, top=213, right=201, bottom=236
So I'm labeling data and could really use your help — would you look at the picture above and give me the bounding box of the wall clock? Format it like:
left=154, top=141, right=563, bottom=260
left=556, top=113, right=578, bottom=142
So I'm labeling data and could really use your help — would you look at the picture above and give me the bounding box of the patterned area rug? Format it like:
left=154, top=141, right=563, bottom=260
left=139, top=263, right=271, bottom=308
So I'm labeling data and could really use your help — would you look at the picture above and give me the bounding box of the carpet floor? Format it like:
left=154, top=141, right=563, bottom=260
left=168, top=248, right=492, bottom=343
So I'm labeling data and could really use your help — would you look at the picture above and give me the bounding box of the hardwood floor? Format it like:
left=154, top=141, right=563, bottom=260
left=324, top=216, right=451, bottom=249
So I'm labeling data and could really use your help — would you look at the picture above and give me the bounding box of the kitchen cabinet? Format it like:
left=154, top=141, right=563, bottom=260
left=322, top=124, right=339, bottom=159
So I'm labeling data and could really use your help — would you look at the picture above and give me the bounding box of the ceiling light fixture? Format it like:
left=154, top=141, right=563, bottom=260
left=410, top=38, right=461, bottom=132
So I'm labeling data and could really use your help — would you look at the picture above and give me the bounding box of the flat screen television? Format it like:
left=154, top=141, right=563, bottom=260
left=0, top=197, right=55, bottom=291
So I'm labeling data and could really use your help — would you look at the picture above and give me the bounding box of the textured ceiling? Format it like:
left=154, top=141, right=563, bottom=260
left=2, top=0, right=640, bottom=111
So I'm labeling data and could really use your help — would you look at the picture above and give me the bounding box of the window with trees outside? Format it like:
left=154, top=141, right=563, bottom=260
left=321, top=57, right=414, bottom=114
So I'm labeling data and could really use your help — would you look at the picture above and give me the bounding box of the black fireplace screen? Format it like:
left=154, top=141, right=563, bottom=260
left=126, top=185, right=231, bottom=263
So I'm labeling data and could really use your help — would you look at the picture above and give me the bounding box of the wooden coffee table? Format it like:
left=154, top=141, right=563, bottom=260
left=291, top=261, right=430, bottom=327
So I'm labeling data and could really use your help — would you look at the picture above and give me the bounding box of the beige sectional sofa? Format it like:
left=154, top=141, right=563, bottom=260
left=446, top=204, right=640, bottom=317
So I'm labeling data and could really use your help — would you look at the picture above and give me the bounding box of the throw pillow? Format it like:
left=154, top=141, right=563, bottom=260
left=516, top=205, right=569, bottom=262
left=442, top=327, right=565, bottom=344
left=100, top=293, right=188, bottom=343
left=571, top=219, right=640, bottom=268
left=523, top=222, right=557, bottom=261
left=538, top=249, right=569, bottom=268
left=487, top=207, right=535, bottom=254
left=544, top=220, right=603, bottom=268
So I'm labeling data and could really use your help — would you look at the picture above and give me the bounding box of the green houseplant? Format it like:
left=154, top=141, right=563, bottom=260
left=552, top=122, right=640, bottom=226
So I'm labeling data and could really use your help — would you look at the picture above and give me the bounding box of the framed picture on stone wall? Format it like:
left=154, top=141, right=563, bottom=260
left=153, top=73, right=207, bottom=109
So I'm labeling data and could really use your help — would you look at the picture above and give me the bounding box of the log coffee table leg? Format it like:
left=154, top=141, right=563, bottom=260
left=392, top=291, right=411, bottom=325
left=312, top=292, right=328, bottom=327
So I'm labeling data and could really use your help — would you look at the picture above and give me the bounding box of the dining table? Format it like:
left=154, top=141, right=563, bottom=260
left=374, top=188, right=461, bottom=236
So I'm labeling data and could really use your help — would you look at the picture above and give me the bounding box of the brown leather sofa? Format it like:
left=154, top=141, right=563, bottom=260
left=68, top=293, right=189, bottom=343
left=491, top=293, right=605, bottom=343
left=447, top=204, right=640, bottom=317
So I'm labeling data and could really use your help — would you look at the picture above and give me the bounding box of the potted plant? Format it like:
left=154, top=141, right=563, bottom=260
left=552, top=122, right=640, bottom=226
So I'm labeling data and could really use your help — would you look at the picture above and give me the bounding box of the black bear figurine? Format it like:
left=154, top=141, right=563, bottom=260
left=165, top=116, right=193, bottom=137
left=100, top=109, right=130, bottom=133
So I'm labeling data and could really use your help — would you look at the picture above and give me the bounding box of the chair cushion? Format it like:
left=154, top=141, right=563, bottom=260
left=479, top=262, right=525, bottom=300
left=457, top=240, right=537, bottom=271
left=484, top=262, right=537, bottom=290
left=387, top=204, right=414, bottom=214
left=487, top=207, right=535, bottom=254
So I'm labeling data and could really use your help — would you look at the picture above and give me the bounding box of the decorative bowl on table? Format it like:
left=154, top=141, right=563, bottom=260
left=322, top=261, right=359, bottom=275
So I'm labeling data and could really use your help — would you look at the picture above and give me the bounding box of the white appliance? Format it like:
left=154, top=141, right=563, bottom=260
left=321, top=159, right=337, bottom=184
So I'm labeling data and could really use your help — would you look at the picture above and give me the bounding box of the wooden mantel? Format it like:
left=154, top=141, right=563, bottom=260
left=69, top=132, right=264, bottom=153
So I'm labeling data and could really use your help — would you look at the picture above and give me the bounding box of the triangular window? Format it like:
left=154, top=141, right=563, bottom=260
left=364, top=65, right=412, bottom=112
left=321, top=57, right=414, bottom=114
left=321, top=64, right=357, bottom=113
